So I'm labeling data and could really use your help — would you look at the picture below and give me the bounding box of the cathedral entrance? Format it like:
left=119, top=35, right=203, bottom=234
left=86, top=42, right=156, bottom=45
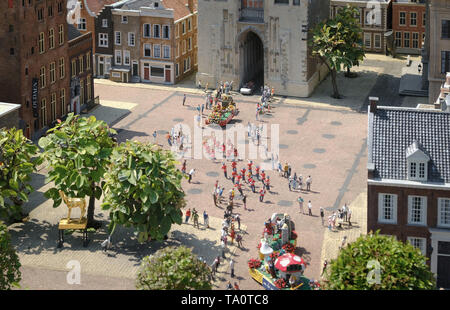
left=239, top=31, right=264, bottom=93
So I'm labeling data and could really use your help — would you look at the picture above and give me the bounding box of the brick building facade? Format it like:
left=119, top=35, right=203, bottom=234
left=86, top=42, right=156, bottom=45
left=68, top=25, right=94, bottom=114
left=0, top=0, right=70, bottom=140
left=367, top=98, right=450, bottom=289
left=392, top=0, right=426, bottom=55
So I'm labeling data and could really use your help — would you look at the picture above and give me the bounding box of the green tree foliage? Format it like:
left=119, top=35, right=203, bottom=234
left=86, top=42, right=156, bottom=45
left=136, top=246, right=212, bottom=290
left=38, top=113, right=116, bottom=228
left=324, top=231, right=436, bottom=290
left=102, top=140, right=185, bottom=242
left=0, top=128, right=42, bottom=222
left=309, top=5, right=365, bottom=98
left=335, top=5, right=366, bottom=77
left=0, top=221, right=21, bottom=290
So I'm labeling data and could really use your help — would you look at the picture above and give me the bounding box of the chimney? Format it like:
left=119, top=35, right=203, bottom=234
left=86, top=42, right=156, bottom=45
left=369, top=97, right=379, bottom=113
left=187, top=0, right=194, bottom=13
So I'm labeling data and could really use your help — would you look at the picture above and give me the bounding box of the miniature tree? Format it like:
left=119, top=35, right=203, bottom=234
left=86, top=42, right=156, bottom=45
left=0, top=127, right=42, bottom=222
left=309, top=6, right=365, bottom=98
left=335, top=5, right=365, bottom=78
left=101, top=140, right=185, bottom=242
left=136, top=246, right=212, bottom=290
left=0, top=221, right=21, bottom=290
left=323, top=231, right=436, bottom=290
left=38, top=113, right=116, bottom=229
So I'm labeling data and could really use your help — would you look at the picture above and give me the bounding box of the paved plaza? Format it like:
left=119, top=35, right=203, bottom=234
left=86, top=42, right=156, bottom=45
left=11, top=54, right=426, bottom=290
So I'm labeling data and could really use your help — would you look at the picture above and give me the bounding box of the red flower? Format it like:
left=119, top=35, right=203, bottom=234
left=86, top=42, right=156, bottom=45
left=282, top=243, right=295, bottom=253
left=248, top=258, right=262, bottom=269
left=274, top=278, right=287, bottom=289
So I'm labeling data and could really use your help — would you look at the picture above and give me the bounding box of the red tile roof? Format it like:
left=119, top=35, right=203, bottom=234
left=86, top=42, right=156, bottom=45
left=84, top=0, right=122, bottom=16
left=162, top=0, right=197, bottom=21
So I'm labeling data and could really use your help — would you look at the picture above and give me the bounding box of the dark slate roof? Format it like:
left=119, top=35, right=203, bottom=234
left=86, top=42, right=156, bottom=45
left=68, top=24, right=82, bottom=41
left=369, top=107, right=450, bottom=183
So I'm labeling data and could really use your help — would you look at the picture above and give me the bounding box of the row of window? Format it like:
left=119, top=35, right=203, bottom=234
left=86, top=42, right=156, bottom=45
left=142, top=44, right=171, bottom=59
left=395, top=31, right=425, bottom=49
left=331, top=7, right=383, bottom=27
left=363, top=33, right=382, bottom=49
left=273, top=0, right=301, bottom=5
left=36, top=1, right=64, bottom=21
left=39, top=58, right=66, bottom=89
left=142, top=24, right=170, bottom=39
left=71, top=52, right=92, bottom=77
left=174, top=57, right=192, bottom=77
left=38, top=25, right=65, bottom=54
left=398, top=11, right=426, bottom=27
left=39, top=88, right=66, bottom=129
left=378, top=194, right=450, bottom=228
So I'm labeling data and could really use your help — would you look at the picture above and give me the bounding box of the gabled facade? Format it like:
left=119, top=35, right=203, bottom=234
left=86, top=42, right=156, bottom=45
left=367, top=98, right=450, bottom=289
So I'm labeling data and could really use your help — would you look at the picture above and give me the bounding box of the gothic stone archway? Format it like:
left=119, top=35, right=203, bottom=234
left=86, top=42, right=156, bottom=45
left=238, top=29, right=264, bottom=92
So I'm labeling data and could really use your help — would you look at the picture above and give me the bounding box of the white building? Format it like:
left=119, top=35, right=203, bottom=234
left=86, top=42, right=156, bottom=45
left=196, top=0, right=330, bottom=97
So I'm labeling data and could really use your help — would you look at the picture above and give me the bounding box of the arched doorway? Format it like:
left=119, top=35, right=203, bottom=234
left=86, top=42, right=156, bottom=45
left=239, top=31, right=264, bottom=93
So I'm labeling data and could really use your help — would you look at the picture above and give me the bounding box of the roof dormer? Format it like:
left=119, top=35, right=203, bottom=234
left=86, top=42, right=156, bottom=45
left=406, top=141, right=430, bottom=182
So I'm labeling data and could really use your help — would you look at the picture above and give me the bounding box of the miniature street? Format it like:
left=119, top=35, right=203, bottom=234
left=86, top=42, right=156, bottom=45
left=11, top=54, right=428, bottom=290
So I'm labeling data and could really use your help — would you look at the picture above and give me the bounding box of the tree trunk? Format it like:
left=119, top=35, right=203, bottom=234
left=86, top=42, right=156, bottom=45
left=86, top=183, right=101, bottom=229
left=330, top=69, right=341, bottom=99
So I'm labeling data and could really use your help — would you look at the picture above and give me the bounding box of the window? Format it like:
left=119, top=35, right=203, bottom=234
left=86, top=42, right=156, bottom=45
left=144, top=44, right=151, bottom=57
left=154, top=44, right=161, bottom=58
left=56, top=58, right=64, bottom=79
left=71, top=59, right=76, bottom=77
left=10, top=48, right=14, bottom=55
left=378, top=193, right=397, bottom=224
left=412, top=32, right=419, bottom=49
left=188, top=37, right=192, bottom=51
left=408, top=237, right=426, bottom=256
left=115, top=50, right=122, bottom=65
left=37, top=8, right=44, bottom=21
left=438, top=198, right=450, bottom=228
left=182, top=21, right=186, bottom=34
left=183, top=57, right=191, bottom=73
left=58, top=1, right=63, bottom=13
left=124, top=50, right=130, bottom=65
left=143, top=24, right=151, bottom=38
left=404, top=32, right=410, bottom=48
left=441, top=51, right=450, bottom=73
left=80, top=79, right=84, bottom=105
left=410, top=162, right=416, bottom=178
left=408, top=196, right=427, bottom=225
left=115, top=31, right=121, bottom=45
left=39, top=32, right=45, bottom=53
left=86, top=52, right=91, bottom=70
left=122, top=16, right=128, bottom=24
left=175, top=63, right=179, bottom=77
left=374, top=34, right=381, bottom=49
left=102, top=19, right=108, bottom=28
left=78, top=18, right=86, bottom=31
left=274, top=0, right=289, bottom=3
left=50, top=93, right=56, bottom=122
left=40, top=98, right=47, bottom=128
left=175, top=24, right=179, bottom=38
left=293, top=0, right=300, bottom=5
left=423, top=12, right=426, bottom=27
left=395, top=31, right=402, bottom=47
left=58, top=24, right=64, bottom=45
left=364, top=33, right=371, bottom=48
left=400, top=12, right=406, bottom=26
left=154, top=24, right=160, bottom=38
left=99, top=33, right=108, bottom=47
left=150, top=67, right=164, bottom=77
left=176, top=42, right=180, bottom=58
left=60, top=88, right=66, bottom=116
left=410, top=12, right=417, bottom=26
left=128, top=32, right=135, bottom=46
left=183, top=40, right=186, bottom=54
left=79, top=56, right=84, bottom=73
left=49, top=28, right=55, bottom=49
left=40, top=66, right=46, bottom=88
left=442, top=20, right=450, bottom=39
left=87, top=75, right=92, bottom=100
left=48, top=5, right=53, bottom=17
left=163, top=25, right=170, bottom=39
left=188, top=18, right=191, bottom=32
left=163, top=45, right=170, bottom=59
left=49, top=62, right=56, bottom=84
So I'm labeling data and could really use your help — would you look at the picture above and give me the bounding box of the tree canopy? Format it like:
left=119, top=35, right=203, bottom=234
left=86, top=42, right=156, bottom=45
left=0, top=127, right=42, bottom=222
left=101, top=140, right=185, bottom=242
left=0, top=221, right=21, bottom=290
left=38, top=113, right=116, bottom=228
left=136, top=246, right=212, bottom=290
left=323, top=231, right=436, bottom=290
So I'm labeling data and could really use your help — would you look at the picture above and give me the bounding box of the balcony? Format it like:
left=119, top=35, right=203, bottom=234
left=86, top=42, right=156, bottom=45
left=239, top=8, right=264, bottom=24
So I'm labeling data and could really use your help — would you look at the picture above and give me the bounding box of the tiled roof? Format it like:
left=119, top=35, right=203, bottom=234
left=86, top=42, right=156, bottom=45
left=68, top=24, right=82, bottom=40
left=369, top=107, right=450, bottom=183
left=85, top=0, right=124, bottom=15
left=120, top=0, right=196, bottom=20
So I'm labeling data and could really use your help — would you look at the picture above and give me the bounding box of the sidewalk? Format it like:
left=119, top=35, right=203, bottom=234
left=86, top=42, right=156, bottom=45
left=320, top=192, right=367, bottom=277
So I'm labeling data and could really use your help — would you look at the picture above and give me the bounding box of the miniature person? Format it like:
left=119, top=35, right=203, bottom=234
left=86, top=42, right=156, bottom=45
left=181, top=160, right=187, bottom=174
left=306, top=175, right=312, bottom=191
left=308, top=200, right=313, bottom=216
left=320, top=207, right=325, bottom=226
left=234, top=282, right=240, bottom=290
left=193, top=209, right=200, bottom=228
left=230, top=258, right=235, bottom=278
left=242, top=194, right=247, bottom=210
left=188, top=168, right=195, bottom=183
left=203, top=210, right=209, bottom=228
left=236, top=233, right=243, bottom=248
left=259, top=188, right=266, bottom=202
left=185, top=208, right=191, bottom=223
left=222, top=162, right=228, bottom=179
left=298, top=196, right=304, bottom=214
